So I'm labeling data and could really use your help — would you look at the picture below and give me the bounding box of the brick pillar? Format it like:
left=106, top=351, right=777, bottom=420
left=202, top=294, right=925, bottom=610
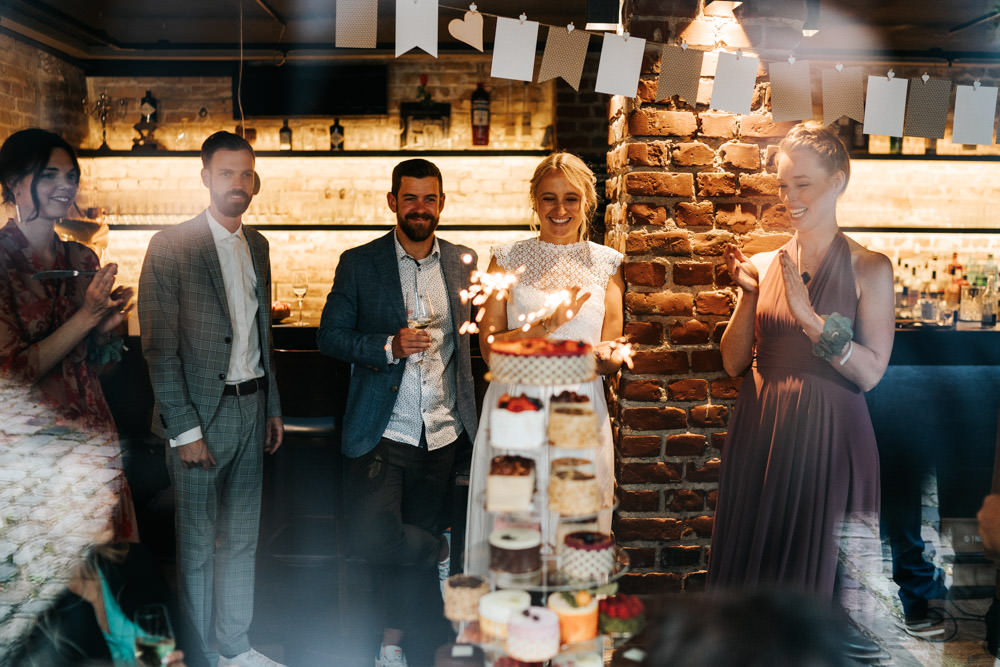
left=608, top=0, right=804, bottom=593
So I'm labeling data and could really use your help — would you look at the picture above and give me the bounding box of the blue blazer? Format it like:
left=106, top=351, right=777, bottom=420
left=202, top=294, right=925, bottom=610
left=317, top=231, right=478, bottom=458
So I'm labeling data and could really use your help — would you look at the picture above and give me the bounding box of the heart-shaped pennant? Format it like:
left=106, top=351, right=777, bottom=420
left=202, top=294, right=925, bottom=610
left=448, top=8, right=484, bottom=51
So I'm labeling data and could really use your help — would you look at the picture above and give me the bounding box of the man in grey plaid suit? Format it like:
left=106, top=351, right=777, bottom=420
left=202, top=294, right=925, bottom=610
left=139, top=131, right=285, bottom=667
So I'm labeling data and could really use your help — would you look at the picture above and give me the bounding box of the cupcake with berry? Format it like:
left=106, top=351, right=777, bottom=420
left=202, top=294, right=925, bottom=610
left=598, top=593, right=646, bottom=636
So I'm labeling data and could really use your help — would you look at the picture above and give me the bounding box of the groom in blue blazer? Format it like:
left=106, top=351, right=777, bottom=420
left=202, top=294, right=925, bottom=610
left=318, top=158, right=477, bottom=667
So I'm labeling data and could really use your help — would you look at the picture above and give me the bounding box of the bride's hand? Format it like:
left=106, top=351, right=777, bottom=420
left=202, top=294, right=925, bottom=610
left=546, top=286, right=591, bottom=331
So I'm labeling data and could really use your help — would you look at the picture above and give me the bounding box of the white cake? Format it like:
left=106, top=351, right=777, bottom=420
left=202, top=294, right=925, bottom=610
left=488, top=338, right=594, bottom=385
left=491, top=393, right=545, bottom=450
left=486, top=455, right=535, bottom=513
left=479, top=589, right=531, bottom=642
left=506, top=606, right=560, bottom=662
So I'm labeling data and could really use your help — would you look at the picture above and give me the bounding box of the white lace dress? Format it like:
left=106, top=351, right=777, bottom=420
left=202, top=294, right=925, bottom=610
left=463, top=238, right=624, bottom=566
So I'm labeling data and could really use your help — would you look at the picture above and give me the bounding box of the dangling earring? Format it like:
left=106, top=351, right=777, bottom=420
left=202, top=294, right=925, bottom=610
left=14, top=202, right=21, bottom=224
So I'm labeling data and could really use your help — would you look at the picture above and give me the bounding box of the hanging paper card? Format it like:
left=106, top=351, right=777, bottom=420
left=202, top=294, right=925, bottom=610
left=492, top=16, right=540, bottom=81
left=336, top=0, right=378, bottom=48
left=656, top=45, right=702, bottom=103
left=768, top=59, right=812, bottom=122
left=595, top=33, right=646, bottom=97
left=952, top=84, right=999, bottom=146
left=903, top=78, right=951, bottom=138
left=537, top=26, right=590, bottom=91
left=396, top=0, right=438, bottom=57
left=821, top=66, right=864, bottom=126
left=863, top=75, right=908, bottom=137
left=448, top=6, right=484, bottom=52
left=710, top=51, right=759, bottom=115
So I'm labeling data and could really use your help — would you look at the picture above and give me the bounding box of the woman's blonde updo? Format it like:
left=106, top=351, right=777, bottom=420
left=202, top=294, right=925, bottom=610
left=777, top=120, right=851, bottom=192
left=529, top=152, right=597, bottom=242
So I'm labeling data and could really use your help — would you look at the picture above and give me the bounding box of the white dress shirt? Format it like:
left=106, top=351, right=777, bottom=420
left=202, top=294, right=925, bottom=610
left=169, top=210, right=264, bottom=447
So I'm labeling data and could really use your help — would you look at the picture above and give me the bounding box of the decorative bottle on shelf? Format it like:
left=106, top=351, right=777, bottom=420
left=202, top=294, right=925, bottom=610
left=279, top=119, right=292, bottom=151
left=471, top=83, right=490, bottom=146
left=329, top=118, right=344, bottom=151
left=983, top=276, right=997, bottom=327
left=140, top=90, right=158, bottom=123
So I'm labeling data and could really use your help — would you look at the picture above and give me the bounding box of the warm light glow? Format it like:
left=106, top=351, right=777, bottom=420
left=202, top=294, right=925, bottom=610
left=459, top=267, right=525, bottom=334
left=703, top=0, right=742, bottom=16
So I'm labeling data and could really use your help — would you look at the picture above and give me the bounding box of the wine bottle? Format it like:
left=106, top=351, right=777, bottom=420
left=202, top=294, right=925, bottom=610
left=279, top=119, right=292, bottom=151
left=471, top=83, right=490, bottom=146
left=330, top=118, right=345, bottom=151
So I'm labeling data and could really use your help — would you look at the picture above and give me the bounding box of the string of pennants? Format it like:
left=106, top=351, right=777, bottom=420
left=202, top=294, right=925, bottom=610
left=334, top=0, right=999, bottom=146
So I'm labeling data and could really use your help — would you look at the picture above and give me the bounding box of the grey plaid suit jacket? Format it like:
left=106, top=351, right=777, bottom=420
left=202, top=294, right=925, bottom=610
left=317, top=230, right=478, bottom=458
left=139, top=211, right=281, bottom=440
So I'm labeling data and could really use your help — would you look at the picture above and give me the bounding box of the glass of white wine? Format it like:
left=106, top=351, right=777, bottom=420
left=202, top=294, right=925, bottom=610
left=134, top=603, right=175, bottom=666
left=406, top=290, right=434, bottom=362
left=291, top=271, right=309, bottom=326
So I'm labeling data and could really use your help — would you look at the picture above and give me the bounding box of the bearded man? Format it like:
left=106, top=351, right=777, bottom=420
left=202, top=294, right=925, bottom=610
left=139, top=131, right=285, bottom=667
left=318, top=158, right=478, bottom=667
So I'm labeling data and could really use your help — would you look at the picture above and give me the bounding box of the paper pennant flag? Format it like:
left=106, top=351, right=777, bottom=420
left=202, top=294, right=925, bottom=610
left=492, top=16, right=539, bottom=81
left=903, top=77, right=951, bottom=138
left=656, top=45, right=702, bottom=103
left=396, top=0, right=437, bottom=57
left=863, top=74, right=908, bottom=137
left=768, top=59, right=812, bottom=122
left=953, top=83, right=999, bottom=146
left=537, top=25, right=590, bottom=91
left=595, top=33, right=646, bottom=98
left=447, top=7, right=484, bottom=52
left=710, top=51, right=759, bottom=115
left=821, top=66, right=864, bottom=126
left=336, top=0, right=377, bottom=48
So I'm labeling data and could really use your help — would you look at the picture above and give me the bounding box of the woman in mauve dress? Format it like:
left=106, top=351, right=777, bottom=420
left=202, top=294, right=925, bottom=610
left=708, top=121, right=894, bottom=598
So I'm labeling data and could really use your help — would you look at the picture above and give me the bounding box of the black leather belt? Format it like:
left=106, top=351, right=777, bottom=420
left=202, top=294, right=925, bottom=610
left=222, top=376, right=266, bottom=396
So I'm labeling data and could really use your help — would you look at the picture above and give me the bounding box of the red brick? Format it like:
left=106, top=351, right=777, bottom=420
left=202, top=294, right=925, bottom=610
left=707, top=488, right=719, bottom=509
left=673, top=262, right=714, bottom=286
left=743, top=233, right=791, bottom=255
left=696, top=290, right=735, bottom=316
left=700, top=112, right=739, bottom=138
left=626, top=292, right=694, bottom=317
left=715, top=203, right=758, bottom=233
left=619, top=489, right=660, bottom=512
left=619, top=572, right=683, bottom=595
left=740, top=114, right=797, bottom=139
left=640, top=47, right=661, bottom=76
left=628, top=202, right=668, bottom=226
left=666, top=378, right=709, bottom=401
left=697, top=172, right=738, bottom=196
left=621, top=461, right=684, bottom=484
left=623, top=547, right=657, bottom=569
left=672, top=141, right=716, bottom=166
left=621, top=378, right=665, bottom=402
left=674, top=201, right=713, bottom=228
left=640, top=231, right=692, bottom=256
left=714, top=264, right=733, bottom=289
left=622, top=406, right=687, bottom=430
left=665, top=432, right=708, bottom=455
left=606, top=144, right=628, bottom=171
left=627, top=350, right=687, bottom=379
left=720, top=141, right=762, bottom=170
left=761, top=202, right=792, bottom=231
left=691, top=404, right=728, bottom=427
left=764, top=144, right=780, bottom=172
left=691, top=349, right=724, bottom=372
left=712, top=320, right=728, bottom=342
left=624, top=261, right=667, bottom=287
left=619, top=434, right=662, bottom=457
left=624, top=321, right=663, bottom=345
left=628, top=109, right=698, bottom=137
left=626, top=172, right=695, bottom=197
left=692, top=231, right=734, bottom=256
left=628, top=141, right=671, bottom=167
left=636, top=78, right=659, bottom=103
left=687, top=457, right=721, bottom=482
left=667, top=490, right=706, bottom=513
left=711, top=376, right=742, bottom=399
left=684, top=515, right=715, bottom=538
left=740, top=172, right=780, bottom=196
left=660, top=545, right=703, bottom=567
left=669, top=318, right=712, bottom=344
left=614, top=516, right=683, bottom=541
left=710, top=432, right=727, bottom=451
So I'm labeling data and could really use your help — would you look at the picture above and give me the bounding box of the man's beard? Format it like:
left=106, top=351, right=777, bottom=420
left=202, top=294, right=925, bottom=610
left=398, top=212, right=438, bottom=242
left=214, top=189, right=252, bottom=217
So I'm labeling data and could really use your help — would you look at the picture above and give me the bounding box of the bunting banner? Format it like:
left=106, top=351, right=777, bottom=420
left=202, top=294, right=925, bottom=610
left=768, top=59, right=812, bottom=122
left=595, top=33, right=646, bottom=98
left=821, top=66, right=865, bottom=126
left=952, top=84, right=999, bottom=146
left=447, top=6, right=484, bottom=52
left=537, top=25, right=590, bottom=91
left=903, top=77, right=951, bottom=139
left=396, top=0, right=438, bottom=57
left=335, top=0, right=377, bottom=48
left=863, top=74, right=908, bottom=137
left=656, top=45, right=702, bottom=103
left=711, top=51, right=759, bottom=115
left=492, top=16, right=540, bottom=81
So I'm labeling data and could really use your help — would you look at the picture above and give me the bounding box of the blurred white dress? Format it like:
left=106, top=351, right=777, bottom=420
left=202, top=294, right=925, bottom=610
left=463, top=237, right=623, bottom=567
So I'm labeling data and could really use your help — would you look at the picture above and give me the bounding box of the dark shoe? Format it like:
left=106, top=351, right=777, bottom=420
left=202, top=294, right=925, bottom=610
left=901, top=607, right=947, bottom=638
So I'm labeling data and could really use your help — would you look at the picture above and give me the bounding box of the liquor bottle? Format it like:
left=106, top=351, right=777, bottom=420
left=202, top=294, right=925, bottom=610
left=983, top=276, right=997, bottom=327
left=140, top=90, right=158, bottom=123
left=279, top=119, right=292, bottom=151
left=471, top=83, right=490, bottom=146
left=329, top=118, right=345, bottom=151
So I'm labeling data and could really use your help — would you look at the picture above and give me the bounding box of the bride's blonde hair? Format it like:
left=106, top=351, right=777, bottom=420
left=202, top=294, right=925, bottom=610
left=529, top=152, right=597, bottom=242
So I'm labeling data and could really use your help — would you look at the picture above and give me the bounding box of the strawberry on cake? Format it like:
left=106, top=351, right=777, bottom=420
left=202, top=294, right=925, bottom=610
left=488, top=338, right=594, bottom=385
left=491, top=393, right=545, bottom=450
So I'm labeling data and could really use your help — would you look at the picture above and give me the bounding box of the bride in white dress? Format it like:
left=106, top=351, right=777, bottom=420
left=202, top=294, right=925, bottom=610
left=463, top=153, right=626, bottom=565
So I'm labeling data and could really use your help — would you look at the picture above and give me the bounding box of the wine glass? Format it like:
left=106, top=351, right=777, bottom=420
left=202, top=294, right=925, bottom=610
left=291, top=271, right=309, bottom=325
left=134, top=603, right=175, bottom=666
left=406, top=290, right=434, bottom=362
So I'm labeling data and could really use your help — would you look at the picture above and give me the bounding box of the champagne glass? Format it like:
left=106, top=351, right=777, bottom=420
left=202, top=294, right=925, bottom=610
left=134, top=603, right=175, bottom=666
left=406, top=290, right=434, bottom=362
left=291, top=271, right=309, bottom=325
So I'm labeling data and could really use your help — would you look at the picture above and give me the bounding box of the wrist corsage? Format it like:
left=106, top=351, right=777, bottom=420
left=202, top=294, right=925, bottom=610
left=812, top=312, right=852, bottom=362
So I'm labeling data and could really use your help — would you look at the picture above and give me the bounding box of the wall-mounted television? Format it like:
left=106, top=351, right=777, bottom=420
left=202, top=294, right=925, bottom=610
left=234, top=63, right=388, bottom=118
